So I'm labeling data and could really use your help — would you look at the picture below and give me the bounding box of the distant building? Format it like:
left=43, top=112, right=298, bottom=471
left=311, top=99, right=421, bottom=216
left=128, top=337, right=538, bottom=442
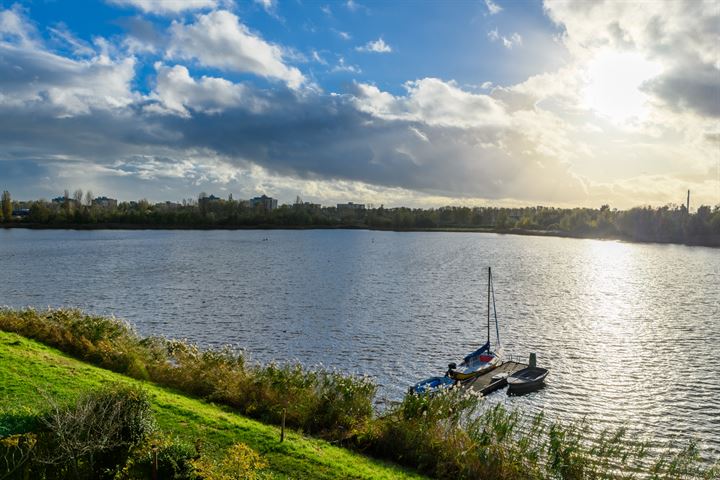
left=198, top=194, right=222, bottom=210
left=250, top=195, right=278, bottom=211
left=11, top=208, right=30, bottom=218
left=200, top=194, right=221, bottom=202
left=92, top=196, right=118, bottom=209
left=51, top=196, right=78, bottom=207
left=337, top=202, right=365, bottom=211
left=155, top=201, right=181, bottom=210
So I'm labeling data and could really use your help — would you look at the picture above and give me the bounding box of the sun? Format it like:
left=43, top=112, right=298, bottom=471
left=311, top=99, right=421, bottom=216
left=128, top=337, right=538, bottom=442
left=582, top=51, right=663, bottom=123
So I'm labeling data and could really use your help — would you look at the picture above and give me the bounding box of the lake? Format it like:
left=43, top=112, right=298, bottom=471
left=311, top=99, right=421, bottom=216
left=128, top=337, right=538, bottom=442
left=1, top=228, right=718, bottom=459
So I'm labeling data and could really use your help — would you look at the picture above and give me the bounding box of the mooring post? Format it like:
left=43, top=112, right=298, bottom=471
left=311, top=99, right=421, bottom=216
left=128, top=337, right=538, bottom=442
left=529, top=353, right=536, bottom=368
left=280, top=408, right=286, bottom=442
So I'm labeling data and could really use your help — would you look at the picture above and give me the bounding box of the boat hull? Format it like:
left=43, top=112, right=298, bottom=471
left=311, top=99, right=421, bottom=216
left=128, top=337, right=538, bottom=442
left=506, top=367, right=548, bottom=394
left=411, top=376, right=455, bottom=394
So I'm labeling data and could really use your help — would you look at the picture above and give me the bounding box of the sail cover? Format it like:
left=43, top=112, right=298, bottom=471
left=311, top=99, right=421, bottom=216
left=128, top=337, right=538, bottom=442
left=463, top=341, right=490, bottom=363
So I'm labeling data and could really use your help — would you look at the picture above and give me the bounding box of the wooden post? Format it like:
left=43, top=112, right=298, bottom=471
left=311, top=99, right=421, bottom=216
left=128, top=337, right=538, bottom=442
left=529, top=353, right=537, bottom=368
left=151, top=443, right=158, bottom=480
left=280, top=408, right=286, bottom=442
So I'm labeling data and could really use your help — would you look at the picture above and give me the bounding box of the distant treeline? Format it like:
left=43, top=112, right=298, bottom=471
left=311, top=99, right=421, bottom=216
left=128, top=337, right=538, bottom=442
left=2, top=190, right=719, bottom=246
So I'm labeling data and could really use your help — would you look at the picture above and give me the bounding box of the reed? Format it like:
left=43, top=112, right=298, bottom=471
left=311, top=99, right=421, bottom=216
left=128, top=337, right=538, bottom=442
left=0, top=308, right=376, bottom=440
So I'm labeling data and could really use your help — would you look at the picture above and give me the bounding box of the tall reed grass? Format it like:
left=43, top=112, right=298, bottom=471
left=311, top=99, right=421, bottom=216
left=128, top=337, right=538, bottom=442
left=0, top=308, right=376, bottom=439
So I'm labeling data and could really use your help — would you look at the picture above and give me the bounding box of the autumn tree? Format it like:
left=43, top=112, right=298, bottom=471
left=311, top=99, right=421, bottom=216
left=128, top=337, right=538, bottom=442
left=1, top=190, right=11, bottom=221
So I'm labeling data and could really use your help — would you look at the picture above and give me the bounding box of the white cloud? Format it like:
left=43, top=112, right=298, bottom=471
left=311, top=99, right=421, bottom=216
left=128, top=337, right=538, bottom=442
left=148, top=63, right=265, bottom=117
left=0, top=47, right=137, bottom=116
left=488, top=29, right=522, bottom=49
left=356, top=37, right=392, bottom=53
left=254, top=0, right=275, bottom=12
left=0, top=6, right=37, bottom=47
left=331, top=57, right=360, bottom=74
left=334, top=29, right=351, bottom=40
left=106, top=0, right=221, bottom=14
left=352, top=78, right=509, bottom=128
left=0, top=8, right=137, bottom=116
left=333, top=62, right=359, bottom=75
left=167, top=10, right=305, bottom=89
left=253, top=0, right=282, bottom=20
left=311, top=50, right=326, bottom=65
left=48, top=24, right=95, bottom=57
left=484, top=0, right=502, bottom=15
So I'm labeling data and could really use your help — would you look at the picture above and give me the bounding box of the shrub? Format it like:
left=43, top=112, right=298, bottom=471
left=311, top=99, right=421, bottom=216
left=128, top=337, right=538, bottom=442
left=191, top=443, right=267, bottom=480
left=35, top=385, right=155, bottom=480
left=119, top=434, right=198, bottom=480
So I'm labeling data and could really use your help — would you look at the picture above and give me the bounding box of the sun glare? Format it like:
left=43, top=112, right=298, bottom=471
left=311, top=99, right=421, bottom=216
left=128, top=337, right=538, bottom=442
left=582, top=51, right=662, bottom=123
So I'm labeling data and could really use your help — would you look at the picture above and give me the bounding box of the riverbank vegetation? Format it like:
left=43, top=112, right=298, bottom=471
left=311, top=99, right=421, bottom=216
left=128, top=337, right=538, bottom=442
left=0, top=329, right=424, bottom=480
left=2, top=190, right=719, bottom=246
left=1, top=308, right=718, bottom=479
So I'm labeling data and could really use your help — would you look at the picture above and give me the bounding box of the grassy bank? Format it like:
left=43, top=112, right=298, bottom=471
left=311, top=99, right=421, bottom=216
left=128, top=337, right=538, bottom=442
left=1, top=308, right=717, bottom=479
left=0, top=330, right=423, bottom=479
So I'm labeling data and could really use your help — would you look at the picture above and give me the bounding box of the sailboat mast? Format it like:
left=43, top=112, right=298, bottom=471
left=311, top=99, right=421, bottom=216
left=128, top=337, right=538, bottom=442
left=491, top=271, right=500, bottom=346
left=487, top=267, right=491, bottom=345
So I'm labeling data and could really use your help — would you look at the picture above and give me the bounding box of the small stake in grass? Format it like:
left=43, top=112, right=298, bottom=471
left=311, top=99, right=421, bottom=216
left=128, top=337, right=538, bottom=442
left=281, top=408, right=286, bottom=442
left=151, top=442, right=158, bottom=480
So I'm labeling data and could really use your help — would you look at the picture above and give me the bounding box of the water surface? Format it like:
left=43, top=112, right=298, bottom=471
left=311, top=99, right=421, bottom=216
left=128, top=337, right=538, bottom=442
left=1, top=228, right=718, bottom=459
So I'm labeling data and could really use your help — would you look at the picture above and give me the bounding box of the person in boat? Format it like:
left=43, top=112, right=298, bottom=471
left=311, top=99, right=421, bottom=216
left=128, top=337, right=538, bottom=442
left=445, top=362, right=460, bottom=384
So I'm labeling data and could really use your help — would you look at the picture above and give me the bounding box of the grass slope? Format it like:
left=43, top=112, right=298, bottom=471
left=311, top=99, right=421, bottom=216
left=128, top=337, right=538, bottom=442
left=0, top=331, right=425, bottom=480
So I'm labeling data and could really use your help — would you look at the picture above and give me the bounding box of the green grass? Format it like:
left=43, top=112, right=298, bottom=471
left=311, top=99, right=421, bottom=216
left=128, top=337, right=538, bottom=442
left=0, top=331, right=425, bottom=480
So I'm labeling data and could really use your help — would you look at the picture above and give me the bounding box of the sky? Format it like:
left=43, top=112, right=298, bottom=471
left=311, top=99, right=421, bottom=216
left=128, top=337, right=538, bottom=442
left=0, top=0, right=718, bottom=208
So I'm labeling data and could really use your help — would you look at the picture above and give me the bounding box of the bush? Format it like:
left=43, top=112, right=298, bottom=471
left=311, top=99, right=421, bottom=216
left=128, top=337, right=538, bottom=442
left=119, top=434, right=198, bottom=480
left=34, top=385, right=155, bottom=480
left=191, top=443, right=267, bottom=480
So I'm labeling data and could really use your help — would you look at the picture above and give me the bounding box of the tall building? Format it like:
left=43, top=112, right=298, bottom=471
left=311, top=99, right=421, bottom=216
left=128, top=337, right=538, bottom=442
left=336, top=202, right=365, bottom=211
left=92, top=196, right=118, bottom=209
left=250, top=195, right=278, bottom=210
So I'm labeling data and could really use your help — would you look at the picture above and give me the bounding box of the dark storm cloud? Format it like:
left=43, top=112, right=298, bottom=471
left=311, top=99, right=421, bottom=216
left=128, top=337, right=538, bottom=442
left=646, top=62, right=720, bottom=118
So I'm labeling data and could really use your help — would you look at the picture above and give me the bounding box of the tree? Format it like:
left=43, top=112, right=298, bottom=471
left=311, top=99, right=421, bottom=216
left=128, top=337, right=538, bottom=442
left=63, top=189, right=72, bottom=216
left=73, top=189, right=84, bottom=206
left=85, top=190, right=94, bottom=207
left=30, top=200, right=50, bottom=223
left=1, top=190, right=11, bottom=222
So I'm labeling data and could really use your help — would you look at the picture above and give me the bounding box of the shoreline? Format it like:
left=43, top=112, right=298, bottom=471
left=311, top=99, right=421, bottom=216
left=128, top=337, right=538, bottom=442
left=2, top=222, right=718, bottom=247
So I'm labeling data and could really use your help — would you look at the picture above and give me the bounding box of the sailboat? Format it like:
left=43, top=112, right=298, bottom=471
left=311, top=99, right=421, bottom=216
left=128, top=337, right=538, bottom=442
left=447, top=266, right=504, bottom=382
left=411, top=267, right=504, bottom=394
